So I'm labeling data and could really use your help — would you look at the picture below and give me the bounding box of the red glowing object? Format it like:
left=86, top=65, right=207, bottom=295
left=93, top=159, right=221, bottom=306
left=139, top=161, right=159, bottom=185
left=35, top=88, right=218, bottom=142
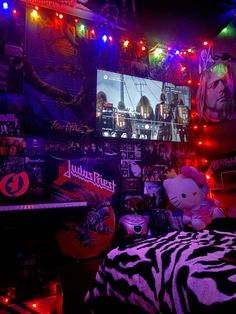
left=187, top=79, right=192, bottom=84
left=203, top=41, right=208, bottom=46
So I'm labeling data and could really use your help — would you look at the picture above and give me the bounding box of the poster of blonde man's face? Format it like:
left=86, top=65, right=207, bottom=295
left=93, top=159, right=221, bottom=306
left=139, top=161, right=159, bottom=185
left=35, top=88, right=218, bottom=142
left=197, top=62, right=236, bottom=123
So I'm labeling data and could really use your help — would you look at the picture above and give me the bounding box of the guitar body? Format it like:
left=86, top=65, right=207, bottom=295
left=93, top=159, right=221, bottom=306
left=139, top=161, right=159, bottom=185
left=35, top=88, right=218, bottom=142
left=56, top=205, right=116, bottom=259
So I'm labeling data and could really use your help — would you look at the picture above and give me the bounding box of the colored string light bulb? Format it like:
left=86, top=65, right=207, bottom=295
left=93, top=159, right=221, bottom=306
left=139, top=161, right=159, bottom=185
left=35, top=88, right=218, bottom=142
left=102, top=35, right=107, bottom=42
left=123, top=40, right=129, bottom=48
left=3, top=2, right=9, bottom=10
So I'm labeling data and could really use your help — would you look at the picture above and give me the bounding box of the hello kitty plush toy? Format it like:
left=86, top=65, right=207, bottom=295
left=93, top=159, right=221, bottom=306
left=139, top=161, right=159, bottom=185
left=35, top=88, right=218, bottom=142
left=163, top=166, right=224, bottom=231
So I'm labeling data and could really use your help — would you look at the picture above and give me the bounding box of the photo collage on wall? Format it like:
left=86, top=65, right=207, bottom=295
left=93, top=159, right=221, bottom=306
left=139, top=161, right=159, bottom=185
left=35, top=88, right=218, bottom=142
left=119, top=143, right=143, bottom=214
left=120, top=143, right=142, bottom=190
left=142, top=141, right=176, bottom=211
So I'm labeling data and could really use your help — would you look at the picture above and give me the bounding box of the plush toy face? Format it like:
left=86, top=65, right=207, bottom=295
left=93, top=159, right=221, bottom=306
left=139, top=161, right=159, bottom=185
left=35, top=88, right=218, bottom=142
left=163, top=174, right=207, bottom=211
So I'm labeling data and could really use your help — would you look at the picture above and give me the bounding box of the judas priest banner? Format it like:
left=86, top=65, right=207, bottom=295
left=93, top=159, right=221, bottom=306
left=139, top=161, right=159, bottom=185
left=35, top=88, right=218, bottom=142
left=50, top=156, right=119, bottom=205
left=50, top=155, right=120, bottom=259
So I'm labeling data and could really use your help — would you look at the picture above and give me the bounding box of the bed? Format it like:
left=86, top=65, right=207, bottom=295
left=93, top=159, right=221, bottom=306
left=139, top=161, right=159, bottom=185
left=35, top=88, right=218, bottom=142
left=85, top=219, right=236, bottom=314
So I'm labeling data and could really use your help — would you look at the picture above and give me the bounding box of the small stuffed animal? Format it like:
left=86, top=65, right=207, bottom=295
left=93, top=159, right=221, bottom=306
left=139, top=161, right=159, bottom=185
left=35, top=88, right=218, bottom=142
left=163, top=166, right=224, bottom=231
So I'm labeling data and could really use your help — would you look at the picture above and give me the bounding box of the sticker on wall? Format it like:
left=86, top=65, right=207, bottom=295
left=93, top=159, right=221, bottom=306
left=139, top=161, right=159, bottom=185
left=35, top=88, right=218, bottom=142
left=0, top=170, right=29, bottom=198
left=0, top=156, right=28, bottom=199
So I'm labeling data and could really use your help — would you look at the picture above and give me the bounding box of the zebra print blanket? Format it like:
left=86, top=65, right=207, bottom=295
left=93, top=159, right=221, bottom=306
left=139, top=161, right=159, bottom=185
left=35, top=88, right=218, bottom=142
left=85, top=230, right=236, bottom=313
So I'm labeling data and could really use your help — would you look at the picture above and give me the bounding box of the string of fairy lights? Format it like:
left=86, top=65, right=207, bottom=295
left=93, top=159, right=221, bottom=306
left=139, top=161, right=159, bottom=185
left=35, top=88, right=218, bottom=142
left=1, top=1, right=200, bottom=57
left=1, top=0, right=224, bottom=170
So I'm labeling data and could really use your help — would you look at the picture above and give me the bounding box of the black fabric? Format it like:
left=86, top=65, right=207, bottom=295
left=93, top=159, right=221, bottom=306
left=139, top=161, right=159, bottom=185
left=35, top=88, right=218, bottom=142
left=85, top=229, right=236, bottom=314
left=207, top=218, right=236, bottom=232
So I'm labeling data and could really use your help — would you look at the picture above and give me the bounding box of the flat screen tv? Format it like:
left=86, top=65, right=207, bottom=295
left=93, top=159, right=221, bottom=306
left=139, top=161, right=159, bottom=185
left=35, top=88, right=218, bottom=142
left=96, top=69, right=191, bottom=142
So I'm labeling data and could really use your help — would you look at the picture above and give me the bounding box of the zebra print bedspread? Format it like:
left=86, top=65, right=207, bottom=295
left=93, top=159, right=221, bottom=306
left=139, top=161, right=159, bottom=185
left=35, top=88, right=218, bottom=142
left=85, top=230, right=236, bottom=313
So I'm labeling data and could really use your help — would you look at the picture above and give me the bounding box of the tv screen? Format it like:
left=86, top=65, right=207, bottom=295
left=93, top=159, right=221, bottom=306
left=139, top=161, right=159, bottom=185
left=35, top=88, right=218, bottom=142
left=96, top=69, right=191, bottom=142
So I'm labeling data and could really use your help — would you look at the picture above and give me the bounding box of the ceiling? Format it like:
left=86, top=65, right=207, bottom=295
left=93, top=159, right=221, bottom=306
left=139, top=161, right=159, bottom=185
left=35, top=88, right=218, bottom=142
left=82, top=0, right=236, bottom=47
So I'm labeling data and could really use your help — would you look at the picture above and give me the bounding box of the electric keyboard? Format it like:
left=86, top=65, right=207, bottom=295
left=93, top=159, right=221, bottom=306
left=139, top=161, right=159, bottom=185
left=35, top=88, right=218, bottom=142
left=0, top=201, right=88, bottom=212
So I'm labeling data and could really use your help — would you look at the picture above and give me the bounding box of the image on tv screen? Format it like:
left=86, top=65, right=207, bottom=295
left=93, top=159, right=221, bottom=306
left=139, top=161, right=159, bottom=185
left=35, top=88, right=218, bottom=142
left=96, top=69, right=191, bottom=142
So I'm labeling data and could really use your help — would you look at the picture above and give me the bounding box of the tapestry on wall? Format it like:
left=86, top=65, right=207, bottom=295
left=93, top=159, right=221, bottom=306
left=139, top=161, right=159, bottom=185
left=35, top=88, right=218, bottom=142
left=22, top=7, right=100, bottom=137
left=196, top=62, right=236, bottom=123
